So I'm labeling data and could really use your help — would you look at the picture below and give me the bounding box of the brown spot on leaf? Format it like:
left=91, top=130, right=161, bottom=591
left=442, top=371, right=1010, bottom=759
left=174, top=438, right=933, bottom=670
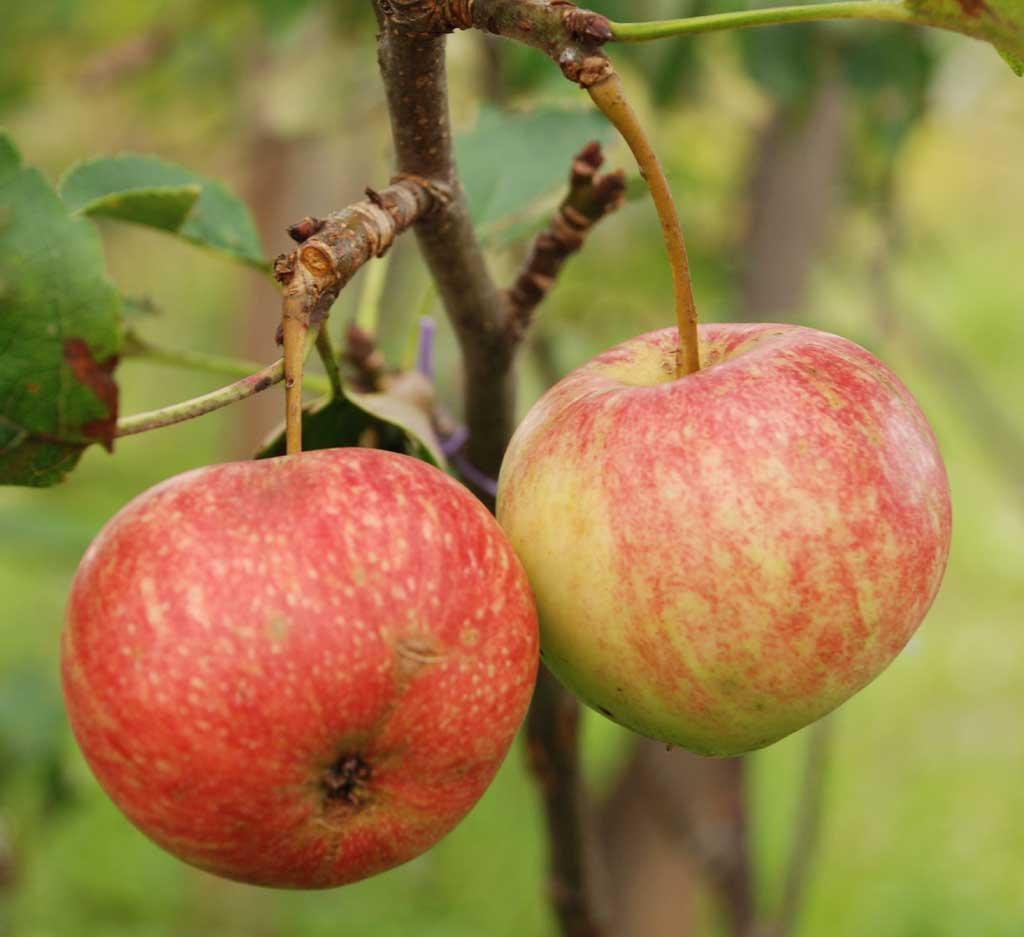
left=63, top=339, right=118, bottom=450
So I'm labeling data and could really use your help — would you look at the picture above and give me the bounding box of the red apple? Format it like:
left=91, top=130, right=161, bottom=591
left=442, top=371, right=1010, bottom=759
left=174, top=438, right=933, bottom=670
left=496, top=324, right=951, bottom=756
left=62, top=448, right=538, bottom=888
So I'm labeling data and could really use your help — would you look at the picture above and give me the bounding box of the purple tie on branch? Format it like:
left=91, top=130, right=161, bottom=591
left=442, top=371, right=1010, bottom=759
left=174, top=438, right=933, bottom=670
left=441, top=425, right=469, bottom=457
left=416, top=316, right=497, bottom=497
left=417, top=317, right=437, bottom=380
left=443, top=427, right=497, bottom=499
left=452, top=452, right=499, bottom=500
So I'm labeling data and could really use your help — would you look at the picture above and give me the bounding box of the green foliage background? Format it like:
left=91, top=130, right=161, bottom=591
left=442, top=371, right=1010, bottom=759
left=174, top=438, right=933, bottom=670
left=1, top=2, right=1023, bottom=935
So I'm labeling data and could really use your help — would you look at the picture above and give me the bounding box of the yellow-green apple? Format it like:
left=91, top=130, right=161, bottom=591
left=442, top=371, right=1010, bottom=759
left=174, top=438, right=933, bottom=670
left=62, top=448, right=538, bottom=887
left=497, top=324, right=951, bottom=756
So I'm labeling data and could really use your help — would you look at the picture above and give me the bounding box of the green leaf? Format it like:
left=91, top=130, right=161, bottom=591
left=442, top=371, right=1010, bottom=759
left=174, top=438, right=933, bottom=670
left=252, top=0, right=321, bottom=29
left=648, top=36, right=703, bottom=108
left=844, top=30, right=936, bottom=168
left=999, top=46, right=1024, bottom=74
left=256, top=395, right=370, bottom=461
left=737, top=26, right=824, bottom=107
left=0, top=431, right=86, bottom=488
left=907, top=0, right=1024, bottom=61
left=59, top=154, right=267, bottom=268
left=456, top=106, right=614, bottom=232
left=0, top=134, right=18, bottom=172
left=348, top=381, right=447, bottom=467
left=256, top=375, right=446, bottom=469
left=0, top=668, right=65, bottom=770
left=0, top=131, right=122, bottom=487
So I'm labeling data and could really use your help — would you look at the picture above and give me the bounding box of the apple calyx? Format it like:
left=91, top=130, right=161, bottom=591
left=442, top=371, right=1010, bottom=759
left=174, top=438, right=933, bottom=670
left=322, top=754, right=373, bottom=806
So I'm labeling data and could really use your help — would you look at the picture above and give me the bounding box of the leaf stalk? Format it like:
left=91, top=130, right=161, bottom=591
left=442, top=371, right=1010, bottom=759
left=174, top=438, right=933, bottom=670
left=609, top=1, right=912, bottom=42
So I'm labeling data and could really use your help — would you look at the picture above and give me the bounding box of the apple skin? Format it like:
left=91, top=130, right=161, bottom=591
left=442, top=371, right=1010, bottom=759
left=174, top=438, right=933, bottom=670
left=62, top=448, right=538, bottom=888
left=496, top=324, right=951, bottom=756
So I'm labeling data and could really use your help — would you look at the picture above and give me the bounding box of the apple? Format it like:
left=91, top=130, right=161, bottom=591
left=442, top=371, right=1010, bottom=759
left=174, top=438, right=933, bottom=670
left=62, top=448, right=538, bottom=888
left=496, top=323, right=951, bottom=756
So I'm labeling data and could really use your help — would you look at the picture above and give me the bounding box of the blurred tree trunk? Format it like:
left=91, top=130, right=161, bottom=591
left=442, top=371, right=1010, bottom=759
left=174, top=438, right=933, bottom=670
left=601, top=751, right=751, bottom=936
left=739, top=74, right=847, bottom=321
left=598, top=73, right=849, bottom=937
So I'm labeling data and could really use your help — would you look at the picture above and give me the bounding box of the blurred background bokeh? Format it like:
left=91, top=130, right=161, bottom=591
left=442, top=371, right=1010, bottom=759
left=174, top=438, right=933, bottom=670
left=1, top=1, right=1022, bottom=935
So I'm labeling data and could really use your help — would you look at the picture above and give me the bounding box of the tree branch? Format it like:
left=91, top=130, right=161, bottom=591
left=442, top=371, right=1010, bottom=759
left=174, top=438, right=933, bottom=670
left=379, top=0, right=614, bottom=84
left=600, top=746, right=754, bottom=937
left=506, top=141, right=626, bottom=341
left=274, top=178, right=443, bottom=330
left=117, top=177, right=444, bottom=441
left=388, top=4, right=699, bottom=376
left=526, top=671, right=608, bottom=937
left=372, top=1, right=620, bottom=483
left=467, top=0, right=613, bottom=84
left=374, top=8, right=608, bottom=937
left=274, top=177, right=445, bottom=453
left=375, top=8, right=513, bottom=488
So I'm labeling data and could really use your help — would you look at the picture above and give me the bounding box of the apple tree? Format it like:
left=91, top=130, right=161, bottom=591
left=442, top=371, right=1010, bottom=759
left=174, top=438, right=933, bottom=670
left=1, top=1, right=1021, bottom=934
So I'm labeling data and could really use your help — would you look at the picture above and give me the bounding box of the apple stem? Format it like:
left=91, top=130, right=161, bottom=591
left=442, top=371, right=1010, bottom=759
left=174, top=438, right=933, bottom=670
left=588, top=71, right=701, bottom=377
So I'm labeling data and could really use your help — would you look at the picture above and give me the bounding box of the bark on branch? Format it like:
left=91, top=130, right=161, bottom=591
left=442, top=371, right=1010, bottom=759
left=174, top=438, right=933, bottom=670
left=273, top=177, right=445, bottom=335
left=507, top=141, right=626, bottom=341
left=374, top=7, right=612, bottom=937
left=274, top=176, right=446, bottom=453
left=375, top=9, right=513, bottom=490
left=527, top=670, right=608, bottom=937
left=381, top=0, right=614, bottom=85
left=115, top=180, right=442, bottom=440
